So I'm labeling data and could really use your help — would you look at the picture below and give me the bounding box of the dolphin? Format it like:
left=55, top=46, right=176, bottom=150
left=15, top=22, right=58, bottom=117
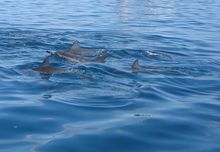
left=47, top=49, right=110, bottom=63
left=132, top=59, right=176, bottom=73
left=69, top=40, right=96, bottom=55
left=32, top=55, right=65, bottom=74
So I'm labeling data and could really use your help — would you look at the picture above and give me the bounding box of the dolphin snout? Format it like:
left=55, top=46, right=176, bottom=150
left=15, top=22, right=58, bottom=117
left=46, top=51, right=55, bottom=55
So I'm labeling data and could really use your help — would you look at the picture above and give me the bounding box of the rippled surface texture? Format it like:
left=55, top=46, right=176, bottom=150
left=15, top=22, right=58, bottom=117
left=1, top=0, right=220, bottom=151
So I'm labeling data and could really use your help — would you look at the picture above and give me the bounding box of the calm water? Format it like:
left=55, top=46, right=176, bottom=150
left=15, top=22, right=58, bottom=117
left=0, top=0, right=220, bottom=152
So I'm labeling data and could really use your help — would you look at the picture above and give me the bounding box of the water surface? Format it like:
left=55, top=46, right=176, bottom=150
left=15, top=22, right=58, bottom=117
left=0, top=0, right=220, bottom=152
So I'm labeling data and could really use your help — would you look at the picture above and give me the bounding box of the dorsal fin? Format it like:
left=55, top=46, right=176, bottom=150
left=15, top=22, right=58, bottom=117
left=95, top=51, right=110, bottom=63
left=132, top=59, right=141, bottom=70
left=42, top=56, right=50, bottom=66
left=71, top=40, right=79, bottom=50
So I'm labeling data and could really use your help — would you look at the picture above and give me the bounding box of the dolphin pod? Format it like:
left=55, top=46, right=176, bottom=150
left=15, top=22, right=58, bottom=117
left=32, top=40, right=176, bottom=76
left=32, top=41, right=111, bottom=76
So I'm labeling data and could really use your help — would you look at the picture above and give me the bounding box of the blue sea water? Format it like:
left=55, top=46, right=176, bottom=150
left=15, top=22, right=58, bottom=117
left=0, top=0, right=220, bottom=151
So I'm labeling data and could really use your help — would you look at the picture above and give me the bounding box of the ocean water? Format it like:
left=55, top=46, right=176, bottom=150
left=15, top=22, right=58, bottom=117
left=0, top=0, right=220, bottom=151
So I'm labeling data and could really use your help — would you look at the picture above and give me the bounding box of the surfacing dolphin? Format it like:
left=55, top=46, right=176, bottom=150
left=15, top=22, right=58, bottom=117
left=32, top=55, right=65, bottom=74
left=47, top=50, right=109, bottom=63
left=132, top=59, right=176, bottom=73
left=69, top=40, right=97, bottom=55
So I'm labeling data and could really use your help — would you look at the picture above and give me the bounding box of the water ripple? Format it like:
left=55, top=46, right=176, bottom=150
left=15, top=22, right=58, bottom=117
left=1, top=0, right=220, bottom=152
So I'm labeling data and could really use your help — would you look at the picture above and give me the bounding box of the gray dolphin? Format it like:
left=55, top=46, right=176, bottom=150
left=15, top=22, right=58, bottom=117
left=69, top=40, right=96, bottom=55
left=47, top=48, right=109, bottom=63
left=32, top=55, right=65, bottom=74
left=132, top=59, right=176, bottom=73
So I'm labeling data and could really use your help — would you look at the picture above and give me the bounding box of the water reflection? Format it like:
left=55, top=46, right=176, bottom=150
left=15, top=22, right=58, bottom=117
left=116, top=0, right=175, bottom=22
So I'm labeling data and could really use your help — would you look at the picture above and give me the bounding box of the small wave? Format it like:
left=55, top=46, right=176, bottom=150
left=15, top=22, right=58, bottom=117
left=143, top=50, right=173, bottom=61
left=45, top=82, right=136, bottom=109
